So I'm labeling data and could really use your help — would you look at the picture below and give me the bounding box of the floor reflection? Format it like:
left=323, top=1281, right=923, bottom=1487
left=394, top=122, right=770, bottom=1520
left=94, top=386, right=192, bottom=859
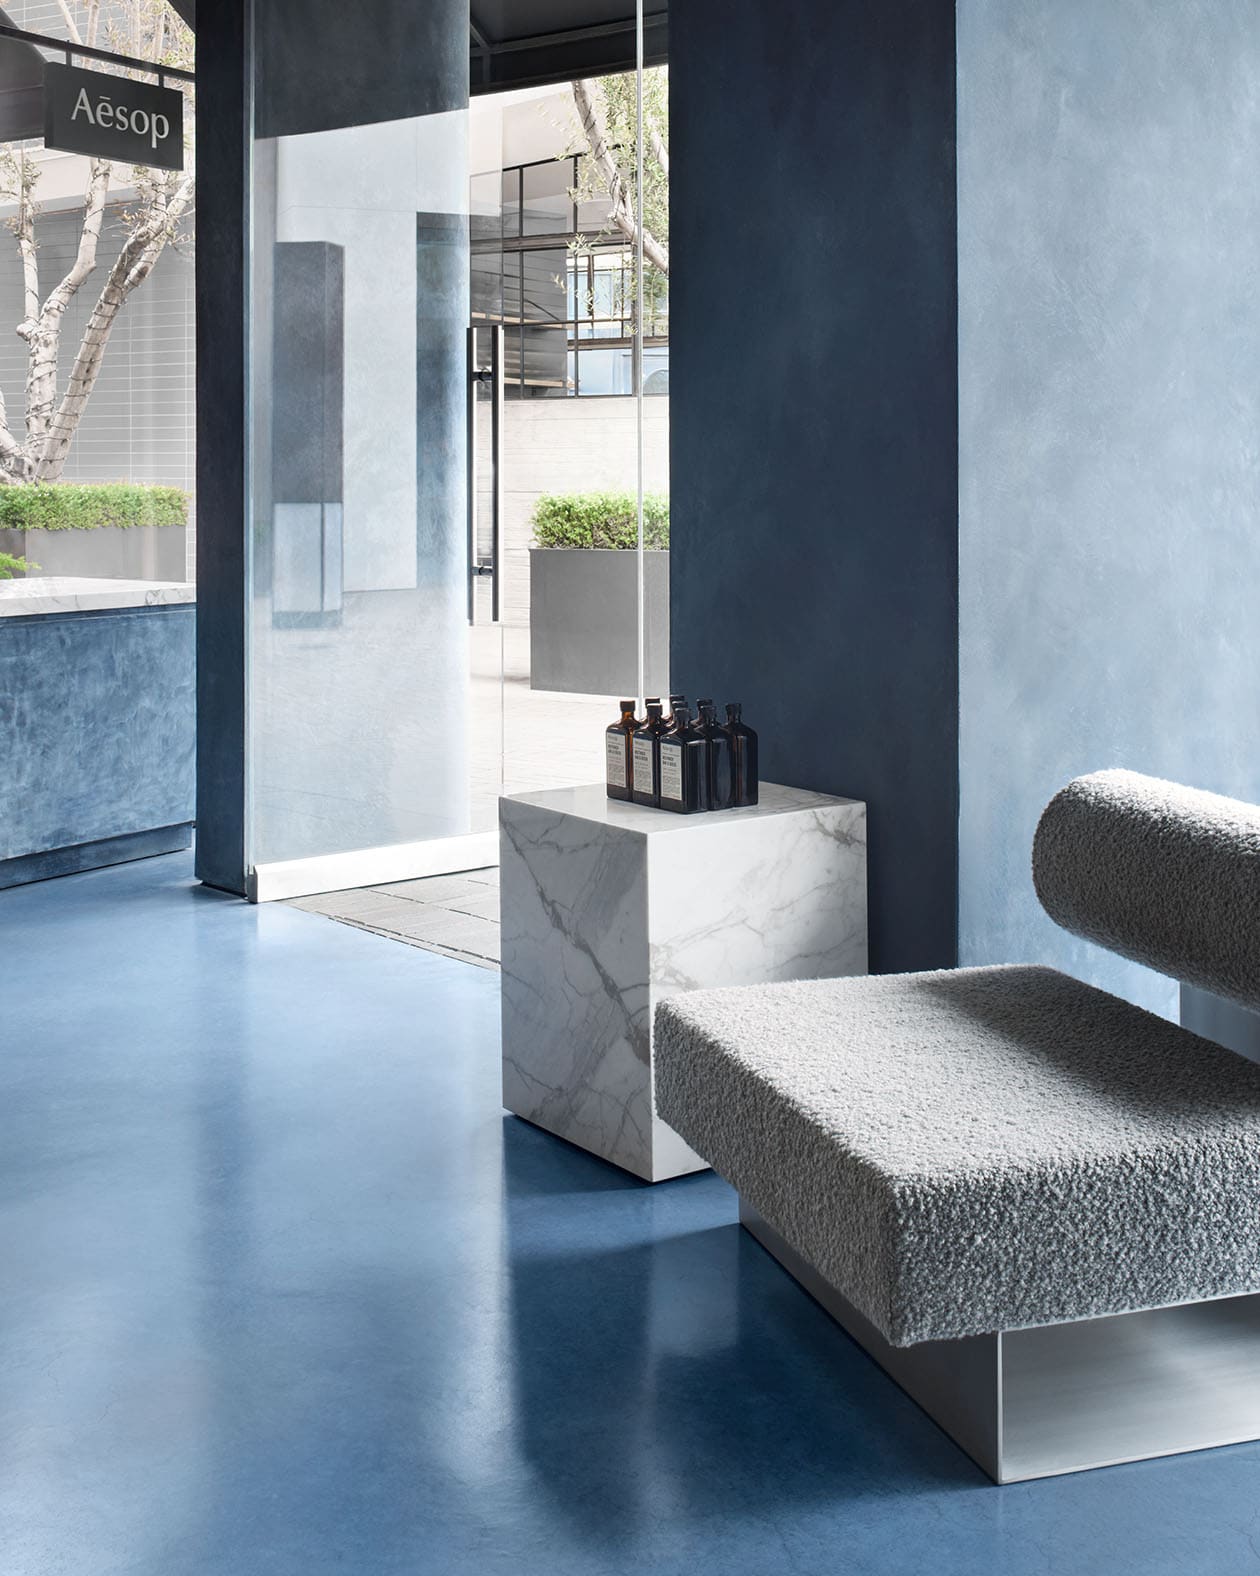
left=4, top=852, right=1260, bottom=1576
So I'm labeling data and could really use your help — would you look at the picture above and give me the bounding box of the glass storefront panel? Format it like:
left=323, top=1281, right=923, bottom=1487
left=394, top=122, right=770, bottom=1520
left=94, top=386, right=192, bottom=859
left=0, top=13, right=195, bottom=590
left=248, top=108, right=496, bottom=873
left=245, top=8, right=668, bottom=891
left=0, top=8, right=196, bottom=893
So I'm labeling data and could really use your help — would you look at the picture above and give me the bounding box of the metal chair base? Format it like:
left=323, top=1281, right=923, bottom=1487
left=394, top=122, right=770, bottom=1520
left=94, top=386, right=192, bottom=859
left=740, top=1197, right=1260, bottom=1483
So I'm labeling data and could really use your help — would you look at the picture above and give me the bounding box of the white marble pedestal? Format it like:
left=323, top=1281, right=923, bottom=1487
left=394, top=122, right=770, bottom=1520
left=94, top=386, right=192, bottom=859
left=500, top=783, right=867, bottom=1182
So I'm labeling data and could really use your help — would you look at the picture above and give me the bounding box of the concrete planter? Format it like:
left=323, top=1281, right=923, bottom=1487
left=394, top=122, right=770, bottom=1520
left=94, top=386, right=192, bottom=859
left=0, top=524, right=187, bottom=581
left=529, top=547, right=670, bottom=696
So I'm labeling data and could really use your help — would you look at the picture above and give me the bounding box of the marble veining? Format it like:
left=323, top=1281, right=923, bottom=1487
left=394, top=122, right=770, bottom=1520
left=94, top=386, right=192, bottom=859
left=0, top=576, right=195, bottom=617
left=501, top=783, right=868, bottom=1182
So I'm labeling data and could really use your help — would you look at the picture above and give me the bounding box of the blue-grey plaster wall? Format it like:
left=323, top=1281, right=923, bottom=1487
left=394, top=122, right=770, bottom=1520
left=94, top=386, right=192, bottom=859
left=0, top=606, right=194, bottom=862
left=670, top=0, right=959, bottom=973
left=958, top=0, right=1260, bottom=1014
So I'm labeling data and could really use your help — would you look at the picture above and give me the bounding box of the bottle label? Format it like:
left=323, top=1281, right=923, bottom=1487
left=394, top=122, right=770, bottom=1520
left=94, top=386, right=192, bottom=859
left=659, top=741, right=683, bottom=803
left=632, top=736, right=655, bottom=794
left=606, top=731, right=628, bottom=788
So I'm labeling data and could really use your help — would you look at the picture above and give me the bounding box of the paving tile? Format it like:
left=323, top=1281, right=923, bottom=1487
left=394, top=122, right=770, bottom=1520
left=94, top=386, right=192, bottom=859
left=382, top=906, right=502, bottom=962
left=287, top=867, right=502, bottom=970
left=374, top=875, right=490, bottom=906
left=287, top=890, right=377, bottom=918
left=292, top=889, right=422, bottom=929
left=305, top=911, right=500, bottom=971
left=441, top=890, right=500, bottom=921
left=410, top=940, right=499, bottom=972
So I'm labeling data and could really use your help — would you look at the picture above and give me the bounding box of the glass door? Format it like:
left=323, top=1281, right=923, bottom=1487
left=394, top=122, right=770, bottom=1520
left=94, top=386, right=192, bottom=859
left=245, top=11, right=666, bottom=902
left=467, top=67, right=671, bottom=801
left=247, top=99, right=505, bottom=901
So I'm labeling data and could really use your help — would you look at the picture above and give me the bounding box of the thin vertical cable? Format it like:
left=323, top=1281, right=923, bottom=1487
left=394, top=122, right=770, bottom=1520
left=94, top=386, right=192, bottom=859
left=635, top=0, right=646, bottom=706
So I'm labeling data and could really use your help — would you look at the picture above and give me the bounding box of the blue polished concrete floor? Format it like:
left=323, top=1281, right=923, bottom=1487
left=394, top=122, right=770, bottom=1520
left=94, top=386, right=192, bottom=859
left=4, top=852, right=1260, bottom=1576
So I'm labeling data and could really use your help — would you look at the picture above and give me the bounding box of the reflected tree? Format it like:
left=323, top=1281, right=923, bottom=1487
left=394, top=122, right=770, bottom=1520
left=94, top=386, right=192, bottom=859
left=570, top=68, right=668, bottom=335
left=0, top=0, right=193, bottom=483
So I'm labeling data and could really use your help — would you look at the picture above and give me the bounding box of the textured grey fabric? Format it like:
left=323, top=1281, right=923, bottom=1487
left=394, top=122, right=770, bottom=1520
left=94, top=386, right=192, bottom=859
left=656, top=965, right=1260, bottom=1346
left=1033, top=769, right=1260, bottom=1013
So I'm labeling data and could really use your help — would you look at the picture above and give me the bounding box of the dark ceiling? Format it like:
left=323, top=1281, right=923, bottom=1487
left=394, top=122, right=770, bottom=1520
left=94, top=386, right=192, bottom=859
left=168, top=2, right=666, bottom=93
left=471, top=3, right=667, bottom=93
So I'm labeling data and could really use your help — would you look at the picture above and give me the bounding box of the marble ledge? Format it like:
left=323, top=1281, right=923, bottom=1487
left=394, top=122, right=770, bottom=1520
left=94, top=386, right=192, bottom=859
left=0, top=576, right=196, bottom=617
left=501, top=781, right=861, bottom=838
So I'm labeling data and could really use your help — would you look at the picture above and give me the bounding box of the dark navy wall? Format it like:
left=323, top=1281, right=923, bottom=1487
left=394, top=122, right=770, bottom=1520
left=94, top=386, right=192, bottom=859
left=195, top=0, right=249, bottom=893
left=1, top=606, right=194, bottom=880
left=957, top=0, right=1260, bottom=1016
left=254, top=0, right=467, bottom=139
left=669, top=0, right=959, bottom=973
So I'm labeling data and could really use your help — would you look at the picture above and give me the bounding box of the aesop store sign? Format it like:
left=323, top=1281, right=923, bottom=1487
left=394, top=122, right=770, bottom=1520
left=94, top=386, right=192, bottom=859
left=43, top=62, right=184, bottom=172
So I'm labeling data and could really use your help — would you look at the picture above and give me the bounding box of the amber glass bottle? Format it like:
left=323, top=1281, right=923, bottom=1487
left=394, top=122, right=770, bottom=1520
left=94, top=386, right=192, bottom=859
left=631, top=700, right=666, bottom=807
left=697, top=698, right=734, bottom=810
left=605, top=699, right=638, bottom=801
left=725, top=702, right=759, bottom=806
left=660, top=704, right=711, bottom=814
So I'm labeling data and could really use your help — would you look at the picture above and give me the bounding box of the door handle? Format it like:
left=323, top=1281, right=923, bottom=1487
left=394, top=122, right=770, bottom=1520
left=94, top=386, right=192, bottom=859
left=466, top=323, right=503, bottom=625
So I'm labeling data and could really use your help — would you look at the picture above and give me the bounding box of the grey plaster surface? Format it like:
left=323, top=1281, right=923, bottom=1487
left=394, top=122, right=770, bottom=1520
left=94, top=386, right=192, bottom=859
left=957, top=0, right=1260, bottom=1015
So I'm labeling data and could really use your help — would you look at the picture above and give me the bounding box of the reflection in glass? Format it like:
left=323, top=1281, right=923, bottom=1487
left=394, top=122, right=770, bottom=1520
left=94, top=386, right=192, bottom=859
left=248, top=115, right=480, bottom=865
left=521, top=158, right=572, bottom=236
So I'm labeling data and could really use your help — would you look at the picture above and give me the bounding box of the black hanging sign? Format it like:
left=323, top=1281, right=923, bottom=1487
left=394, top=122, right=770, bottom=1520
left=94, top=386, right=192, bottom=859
left=43, top=62, right=183, bottom=172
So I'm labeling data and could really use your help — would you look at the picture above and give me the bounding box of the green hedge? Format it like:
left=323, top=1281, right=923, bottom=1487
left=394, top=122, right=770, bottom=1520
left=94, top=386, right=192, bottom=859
left=0, top=549, right=35, bottom=580
left=0, top=483, right=189, bottom=534
left=531, top=490, right=669, bottom=550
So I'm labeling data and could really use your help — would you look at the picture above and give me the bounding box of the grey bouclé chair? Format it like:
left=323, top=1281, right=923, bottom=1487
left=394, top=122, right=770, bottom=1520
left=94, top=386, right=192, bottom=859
left=655, top=770, right=1260, bottom=1482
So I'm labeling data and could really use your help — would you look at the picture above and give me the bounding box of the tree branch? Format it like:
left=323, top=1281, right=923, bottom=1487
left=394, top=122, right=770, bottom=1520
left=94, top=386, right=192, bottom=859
left=572, top=78, right=669, bottom=277
left=646, top=112, right=668, bottom=181
left=15, top=150, right=40, bottom=339
left=37, top=171, right=193, bottom=481
left=54, top=0, right=83, bottom=44
left=23, top=158, right=111, bottom=451
left=0, top=382, right=27, bottom=480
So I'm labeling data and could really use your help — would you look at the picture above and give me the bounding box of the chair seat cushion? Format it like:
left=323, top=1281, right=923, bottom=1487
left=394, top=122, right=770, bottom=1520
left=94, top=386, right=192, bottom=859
left=655, top=965, right=1260, bottom=1345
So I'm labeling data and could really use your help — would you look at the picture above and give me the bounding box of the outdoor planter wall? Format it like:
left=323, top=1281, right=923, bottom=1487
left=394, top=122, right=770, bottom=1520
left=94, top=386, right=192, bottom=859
left=0, top=484, right=190, bottom=583
left=0, top=523, right=187, bottom=580
left=529, top=546, right=670, bottom=696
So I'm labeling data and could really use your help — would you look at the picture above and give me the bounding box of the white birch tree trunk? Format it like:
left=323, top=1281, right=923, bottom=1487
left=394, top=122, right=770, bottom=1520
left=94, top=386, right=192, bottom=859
left=37, top=172, right=194, bottom=481
left=0, top=0, right=193, bottom=486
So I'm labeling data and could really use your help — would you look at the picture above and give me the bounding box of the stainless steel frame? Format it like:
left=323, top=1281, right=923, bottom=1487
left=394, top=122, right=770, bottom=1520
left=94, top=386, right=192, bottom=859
left=467, top=323, right=503, bottom=624
left=1181, top=983, right=1260, bottom=1065
left=740, top=1197, right=1260, bottom=1483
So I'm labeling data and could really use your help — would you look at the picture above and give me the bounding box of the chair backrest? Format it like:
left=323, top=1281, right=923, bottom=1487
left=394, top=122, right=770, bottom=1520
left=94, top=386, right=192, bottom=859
left=1032, top=769, right=1260, bottom=1013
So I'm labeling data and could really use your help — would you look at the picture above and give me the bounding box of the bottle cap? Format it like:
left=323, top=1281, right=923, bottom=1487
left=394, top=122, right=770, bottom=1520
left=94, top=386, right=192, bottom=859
left=619, top=699, right=635, bottom=709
